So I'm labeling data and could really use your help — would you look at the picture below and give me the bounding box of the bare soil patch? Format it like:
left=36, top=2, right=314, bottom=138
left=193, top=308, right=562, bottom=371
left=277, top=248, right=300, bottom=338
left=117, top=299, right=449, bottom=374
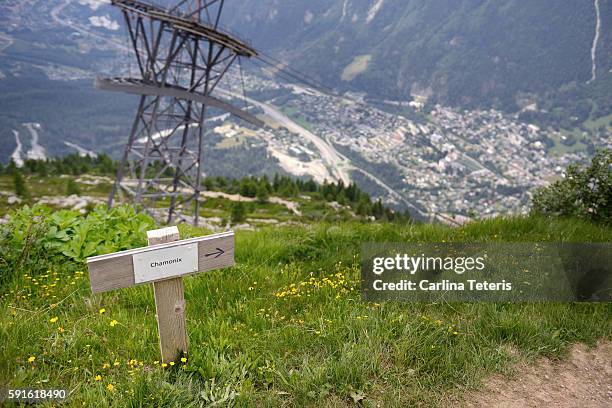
left=464, top=341, right=612, bottom=407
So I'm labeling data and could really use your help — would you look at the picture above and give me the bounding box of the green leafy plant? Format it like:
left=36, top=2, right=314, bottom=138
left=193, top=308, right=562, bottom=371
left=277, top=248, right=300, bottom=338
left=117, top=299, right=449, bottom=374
left=45, top=205, right=155, bottom=262
left=532, top=149, right=611, bottom=223
left=0, top=205, right=155, bottom=286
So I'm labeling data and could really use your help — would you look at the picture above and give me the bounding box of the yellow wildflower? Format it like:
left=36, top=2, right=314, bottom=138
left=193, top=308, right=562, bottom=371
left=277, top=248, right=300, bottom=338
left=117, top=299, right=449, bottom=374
left=109, top=320, right=118, bottom=327
left=95, top=375, right=102, bottom=381
left=106, top=384, right=114, bottom=392
left=169, top=362, right=175, bottom=366
left=99, top=308, right=106, bottom=315
left=28, top=356, right=36, bottom=363
left=161, top=363, right=167, bottom=368
left=102, top=363, right=110, bottom=369
left=49, top=317, right=58, bottom=323
left=180, top=357, right=187, bottom=363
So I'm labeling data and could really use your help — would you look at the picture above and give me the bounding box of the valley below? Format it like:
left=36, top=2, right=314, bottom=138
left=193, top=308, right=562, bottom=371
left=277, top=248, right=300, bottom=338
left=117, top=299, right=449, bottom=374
left=0, top=2, right=610, bottom=407
left=0, top=0, right=610, bottom=222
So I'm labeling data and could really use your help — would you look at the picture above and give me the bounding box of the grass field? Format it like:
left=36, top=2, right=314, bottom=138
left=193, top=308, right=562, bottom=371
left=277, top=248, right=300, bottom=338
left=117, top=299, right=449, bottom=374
left=0, top=175, right=368, bottom=227
left=0, top=210, right=610, bottom=407
left=341, top=55, right=372, bottom=82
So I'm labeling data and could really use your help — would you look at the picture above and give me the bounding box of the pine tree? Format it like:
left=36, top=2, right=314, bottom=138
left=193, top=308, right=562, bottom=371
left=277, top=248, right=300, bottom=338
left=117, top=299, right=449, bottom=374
left=336, top=190, right=347, bottom=205
left=239, top=179, right=257, bottom=197
left=37, top=160, right=48, bottom=177
left=216, top=176, right=228, bottom=188
left=230, top=201, right=246, bottom=224
left=260, top=175, right=272, bottom=192
left=203, top=177, right=215, bottom=191
left=6, top=160, right=17, bottom=175
left=372, top=199, right=385, bottom=219
left=356, top=198, right=371, bottom=216
left=256, top=183, right=269, bottom=203
left=304, top=179, right=317, bottom=192
left=13, top=172, right=29, bottom=199
left=272, top=174, right=281, bottom=192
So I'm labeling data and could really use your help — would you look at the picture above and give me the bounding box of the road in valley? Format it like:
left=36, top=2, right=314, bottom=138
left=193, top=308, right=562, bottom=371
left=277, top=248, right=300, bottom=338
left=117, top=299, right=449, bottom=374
left=50, top=0, right=127, bottom=51
left=40, top=1, right=440, bottom=221
left=219, top=89, right=434, bottom=218
left=223, top=90, right=353, bottom=185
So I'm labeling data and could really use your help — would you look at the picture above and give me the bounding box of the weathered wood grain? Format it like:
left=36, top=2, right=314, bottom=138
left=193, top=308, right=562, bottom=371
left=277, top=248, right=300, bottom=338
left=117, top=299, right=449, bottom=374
left=148, top=227, right=188, bottom=364
left=86, top=227, right=235, bottom=364
left=87, top=231, right=234, bottom=294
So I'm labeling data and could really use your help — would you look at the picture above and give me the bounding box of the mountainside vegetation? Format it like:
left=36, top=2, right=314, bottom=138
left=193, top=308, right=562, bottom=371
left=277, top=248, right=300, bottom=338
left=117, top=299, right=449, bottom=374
left=0, top=154, right=411, bottom=224
left=0, top=204, right=610, bottom=406
left=532, top=149, right=611, bottom=224
left=0, top=2, right=610, bottom=404
left=1, top=0, right=609, bottom=169
left=0, top=150, right=610, bottom=406
left=226, top=0, right=611, bottom=127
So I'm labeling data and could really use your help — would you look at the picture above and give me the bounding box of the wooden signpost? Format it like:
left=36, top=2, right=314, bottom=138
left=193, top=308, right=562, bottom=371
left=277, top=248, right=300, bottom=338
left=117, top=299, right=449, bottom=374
left=86, top=227, right=234, bottom=363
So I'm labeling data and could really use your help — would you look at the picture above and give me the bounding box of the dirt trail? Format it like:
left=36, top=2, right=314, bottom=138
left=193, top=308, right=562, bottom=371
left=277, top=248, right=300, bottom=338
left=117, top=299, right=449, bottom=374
left=463, top=341, right=612, bottom=407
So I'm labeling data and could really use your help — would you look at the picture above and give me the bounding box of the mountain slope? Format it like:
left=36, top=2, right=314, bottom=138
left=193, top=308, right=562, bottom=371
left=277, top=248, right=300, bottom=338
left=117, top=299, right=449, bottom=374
left=225, top=0, right=610, bottom=112
left=1, top=204, right=611, bottom=406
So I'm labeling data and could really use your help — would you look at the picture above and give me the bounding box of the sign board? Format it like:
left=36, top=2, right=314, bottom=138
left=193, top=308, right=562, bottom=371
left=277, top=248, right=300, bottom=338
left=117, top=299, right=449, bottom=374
left=133, top=243, right=199, bottom=284
left=87, top=230, right=234, bottom=294
left=86, top=228, right=235, bottom=363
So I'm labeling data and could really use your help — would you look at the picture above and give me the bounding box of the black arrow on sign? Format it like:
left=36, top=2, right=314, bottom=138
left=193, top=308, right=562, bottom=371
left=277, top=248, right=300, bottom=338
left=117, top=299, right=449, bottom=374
left=204, top=247, right=225, bottom=258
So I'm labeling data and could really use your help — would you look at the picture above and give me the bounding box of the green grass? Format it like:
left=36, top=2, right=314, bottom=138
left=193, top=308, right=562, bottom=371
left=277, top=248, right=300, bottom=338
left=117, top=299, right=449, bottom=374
left=0, top=176, right=369, bottom=227
left=341, top=55, right=372, bottom=82
left=0, top=174, right=111, bottom=205
left=0, top=215, right=611, bottom=407
left=280, top=106, right=315, bottom=132
left=548, top=132, right=587, bottom=156
left=216, top=136, right=247, bottom=149
left=583, top=113, right=612, bottom=132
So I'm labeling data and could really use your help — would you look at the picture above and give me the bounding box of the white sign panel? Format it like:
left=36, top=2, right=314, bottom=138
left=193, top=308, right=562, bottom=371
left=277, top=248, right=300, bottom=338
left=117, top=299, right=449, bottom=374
left=133, top=243, right=199, bottom=284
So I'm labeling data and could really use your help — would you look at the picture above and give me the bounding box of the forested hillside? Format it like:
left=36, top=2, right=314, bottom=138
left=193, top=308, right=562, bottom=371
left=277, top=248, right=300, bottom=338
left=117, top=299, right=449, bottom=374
left=225, top=0, right=611, bottom=118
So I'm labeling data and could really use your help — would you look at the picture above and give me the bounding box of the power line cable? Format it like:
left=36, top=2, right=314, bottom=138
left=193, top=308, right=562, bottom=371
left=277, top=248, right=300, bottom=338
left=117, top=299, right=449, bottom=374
left=252, top=52, right=369, bottom=107
left=251, top=58, right=336, bottom=98
left=250, top=59, right=325, bottom=95
left=255, top=51, right=335, bottom=94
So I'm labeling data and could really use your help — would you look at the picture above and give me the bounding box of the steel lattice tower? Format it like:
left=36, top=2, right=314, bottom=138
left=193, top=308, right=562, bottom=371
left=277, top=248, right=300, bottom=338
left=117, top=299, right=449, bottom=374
left=99, top=0, right=262, bottom=225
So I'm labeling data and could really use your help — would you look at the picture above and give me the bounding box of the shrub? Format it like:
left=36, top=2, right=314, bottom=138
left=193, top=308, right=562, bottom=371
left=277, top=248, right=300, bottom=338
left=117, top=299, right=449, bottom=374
left=0, top=205, right=155, bottom=286
left=66, top=179, right=81, bottom=196
left=532, top=149, right=611, bottom=223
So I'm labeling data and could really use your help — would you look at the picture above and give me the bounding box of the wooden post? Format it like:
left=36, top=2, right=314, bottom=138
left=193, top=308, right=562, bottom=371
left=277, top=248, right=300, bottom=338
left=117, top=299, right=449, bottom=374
left=87, top=229, right=234, bottom=362
left=147, top=226, right=188, bottom=363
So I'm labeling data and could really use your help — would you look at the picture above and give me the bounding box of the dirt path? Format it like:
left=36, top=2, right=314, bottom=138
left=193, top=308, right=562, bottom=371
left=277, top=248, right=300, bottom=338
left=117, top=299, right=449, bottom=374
left=463, top=341, right=612, bottom=407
